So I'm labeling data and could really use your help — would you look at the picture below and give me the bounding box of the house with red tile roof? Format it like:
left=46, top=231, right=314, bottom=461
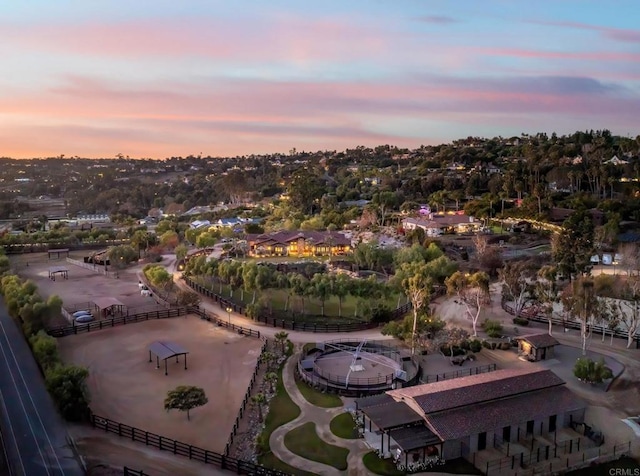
left=245, top=230, right=352, bottom=257
left=355, top=368, right=586, bottom=470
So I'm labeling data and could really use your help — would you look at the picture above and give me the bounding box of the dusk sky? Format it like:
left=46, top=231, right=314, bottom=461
left=2, top=1, right=639, bottom=159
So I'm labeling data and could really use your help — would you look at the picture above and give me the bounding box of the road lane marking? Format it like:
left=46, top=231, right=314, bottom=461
left=0, top=384, right=27, bottom=476
left=0, top=319, right=54, bottom=475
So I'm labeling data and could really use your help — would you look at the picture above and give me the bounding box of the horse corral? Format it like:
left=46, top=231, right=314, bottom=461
left=298, top=340, right=421, bottom=396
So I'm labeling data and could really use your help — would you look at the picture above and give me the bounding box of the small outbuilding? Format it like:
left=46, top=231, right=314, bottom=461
left=148, top=341, right=189, bottom=376
left=515, top=333, right=559, bottom=361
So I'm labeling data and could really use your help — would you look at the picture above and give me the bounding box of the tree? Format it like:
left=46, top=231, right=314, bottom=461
left=618, top=275, right=640, bottom=348
left=45, top=364, right=90, bottom=421
left=251, top=393, right=267, bottom=422
left=29, top=330, right=60, bottom=372
left=398, top=261, right=433, bottom=355
left=164, top=385, right=208, bottom=421
left=552, top=210, right=595, bottom=280
left=445, top=271, right=490, bottom=337
left=274, top=331, right=289, bottom=355
left=175, top=289, right=201, bottom=307
left=264, top=372, right=278, bottom=394
left=175, top=244, right=188, bottom=261
left=499, top=261, right=534, bottom=319
left=310, top=273, right=331, bottom=316
left=535, top=265, right=559, bottom=335
left=573, top=357, right=612, bottom=384
left=562, top=277, right=598, bottom=355
left=332, top=273, right=351, bottom=318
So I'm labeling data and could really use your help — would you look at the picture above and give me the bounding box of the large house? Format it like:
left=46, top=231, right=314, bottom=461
left=246, top=231, right=352, bottom=257
left=355, top=368, right=586, bottom=470
left=402, top=213, right=482, bottom=236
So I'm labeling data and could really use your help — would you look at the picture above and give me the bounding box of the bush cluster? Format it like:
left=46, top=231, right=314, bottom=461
left=573, top=357, right=613, bottom=384
left=482, top=319, right=504, bottom=338
left=513, top=317, right=529, bottom=326
left=29, top=331, right=91, bottom=421
left=0, top=273, right=90, bottom=422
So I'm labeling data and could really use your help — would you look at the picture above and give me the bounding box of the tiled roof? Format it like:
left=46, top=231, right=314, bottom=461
left=361, top=399, right=423, bottom=430
left=516, top=333, right=559, bottom=348
left=427, top=386, right=585, bottom=440
left=388, top=368, right=564, bottom=414
left=248, top=230, right=351, bottom=246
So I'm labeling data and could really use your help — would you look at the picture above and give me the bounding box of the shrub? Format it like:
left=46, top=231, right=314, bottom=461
left=482, top=340, right=492, bottom=349
left=469, top=339, right=483, bottom=353
left=513, top=317, right=529, bottom=326
left=574, top=357, right=613, bottom=384
left=440, top=345, right=466, bottom=357
left=29, top=331, right=61, bottom=372
left=482, top=319, right=503, bottom=338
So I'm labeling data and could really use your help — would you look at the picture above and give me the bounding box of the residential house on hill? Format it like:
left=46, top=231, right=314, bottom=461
left=402, top=213, right=482, bottom=236
left=246, top=230, right=352, bottom=257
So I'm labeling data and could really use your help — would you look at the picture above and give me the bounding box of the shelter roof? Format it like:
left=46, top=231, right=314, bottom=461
left=389, top=425, right=441, bottom=450
left=149, top=341, right=189, bottom=361
left=388, top=368, right=564, bottom=415
left=48, top=266, right=68, bottom=273
left=92, top=297, right=126, bottom=310
left=515, top=333, right=560, bottom=348
left=427, top=386, right=585, bottom=440
left=359, top=398, right=422, bottom=430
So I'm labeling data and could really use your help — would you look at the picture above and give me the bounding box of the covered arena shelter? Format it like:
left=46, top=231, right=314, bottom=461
left=92, top=297, right=127, bottom=318
left=48, top=266, right=69, bottom=281
left=48, top=248, right=69, bottom=259
left=148, top=341, right=189, bottom=376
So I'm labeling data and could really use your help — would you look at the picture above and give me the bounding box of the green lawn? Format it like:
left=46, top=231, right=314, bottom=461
left=363, top=451, right=404, bottom=476
left=257, top=363, right=303, bottom=472
left=258, top=454, right=318, bottom=476
left=284, top=422, right=349, bottom=470
left=295, top=379, right=343, bottom=408
left=329, top=412, right=358, bottom=439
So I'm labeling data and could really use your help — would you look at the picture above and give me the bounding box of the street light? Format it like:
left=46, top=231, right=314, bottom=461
left=226, top=306, right=232, bottom=326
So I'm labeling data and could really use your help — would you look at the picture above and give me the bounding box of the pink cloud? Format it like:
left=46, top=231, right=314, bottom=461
left=0, top=74, right=637, bottom=159
left=1, top=16, right=392, bottom=64
left=533, top=20, right=640, bottom=43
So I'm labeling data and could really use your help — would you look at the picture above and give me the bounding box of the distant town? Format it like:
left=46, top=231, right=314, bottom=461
left=0, top=129, right=639, bottom=476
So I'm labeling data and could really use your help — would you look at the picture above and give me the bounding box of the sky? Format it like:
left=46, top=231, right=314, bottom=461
left=1, top=0, right=639, bottom=159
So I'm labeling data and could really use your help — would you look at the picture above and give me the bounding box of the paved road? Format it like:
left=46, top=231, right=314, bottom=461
left=0, top=300, right=84, bottom=476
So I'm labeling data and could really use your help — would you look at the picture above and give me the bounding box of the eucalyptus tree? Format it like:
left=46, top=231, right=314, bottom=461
left=445, top=271, right=490, bottom=337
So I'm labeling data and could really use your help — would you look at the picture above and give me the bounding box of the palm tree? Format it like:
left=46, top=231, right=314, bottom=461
left=264, top=372, right=278, bottom=393
left=251, top=393, right=266, bottom=422
left=274, top=331, right=289, bottom=355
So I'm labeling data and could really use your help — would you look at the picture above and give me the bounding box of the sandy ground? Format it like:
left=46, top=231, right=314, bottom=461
left=58, top=317, right=261, bottom=454
left=9, top=253, right=259, bottom=473
left=10, top=253, right=165, bottom=324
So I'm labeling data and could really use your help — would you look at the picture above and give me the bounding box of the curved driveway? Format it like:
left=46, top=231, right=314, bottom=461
left=0, top=300, right=84, bottom=476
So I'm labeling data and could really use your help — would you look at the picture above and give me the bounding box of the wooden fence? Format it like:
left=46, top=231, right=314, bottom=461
left=91, top=414, right=289, bottom=475
left=420, top=363, right=497, bottom=384
left=65, top=257, right=119, bottom=278
left=47, top=307, right=191, bottom=337
left=184, top=276, right=412, bottom=333
left=502, top=300, right=640, bottom=349
left=225, top=338, right=269, bottom=456
left=48, top=306, right=261, bottom=338
left=123, top=468, right=149, bottom=476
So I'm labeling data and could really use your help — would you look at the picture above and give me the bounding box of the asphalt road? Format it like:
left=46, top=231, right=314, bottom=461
left=0, top=300, right=84, bottom=476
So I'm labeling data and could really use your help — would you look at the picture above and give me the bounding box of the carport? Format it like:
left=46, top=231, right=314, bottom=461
left=48, top=266, right=69, bottom=280
left=148, top=341, right=189, bottom=376
left=92, top=297, right=127, bottom=318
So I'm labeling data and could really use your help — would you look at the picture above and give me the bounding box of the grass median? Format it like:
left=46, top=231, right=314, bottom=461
left=284, top=421, right=349, bottom=470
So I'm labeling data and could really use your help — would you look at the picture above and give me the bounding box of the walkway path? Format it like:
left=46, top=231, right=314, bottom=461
left=269, top=353, right=374, bottom=476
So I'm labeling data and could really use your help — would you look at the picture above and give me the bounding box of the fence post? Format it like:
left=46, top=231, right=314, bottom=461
left=145, top=431, right=149, bottom=445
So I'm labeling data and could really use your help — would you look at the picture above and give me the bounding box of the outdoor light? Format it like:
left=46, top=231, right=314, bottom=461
left=226, top=306, right=232, bottom=326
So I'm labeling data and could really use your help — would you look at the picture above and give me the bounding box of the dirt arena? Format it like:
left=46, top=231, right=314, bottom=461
left=58, top=317, right=262, bottom=453
left=10, top=252, right=165, bottom=324
left=10, top=252, right=262, bottom=454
